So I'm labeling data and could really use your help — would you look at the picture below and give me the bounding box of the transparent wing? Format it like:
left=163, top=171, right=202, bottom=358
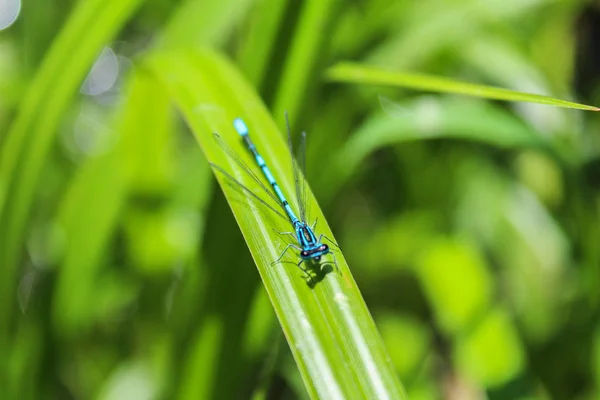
left=285, top=112, right=307, bottom=223
left=298, top=130, right=309, bottom=224
left=213, top=133, right=285, bottom=211
left=209, top=162, right=288, bottom=222
left=379, top=95, right=412, bottom=119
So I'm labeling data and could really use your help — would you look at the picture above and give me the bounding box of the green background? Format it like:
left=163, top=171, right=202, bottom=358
left=1, top=0, right=599, bottom=399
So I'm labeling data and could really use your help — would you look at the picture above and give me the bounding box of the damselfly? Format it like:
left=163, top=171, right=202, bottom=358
left=210, top=114, right=338, bottom=278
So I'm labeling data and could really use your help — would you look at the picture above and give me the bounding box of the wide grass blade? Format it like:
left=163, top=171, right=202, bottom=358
left=145, top=48, right=407, bottom=399
left=326, top=62, right=600, bottom=111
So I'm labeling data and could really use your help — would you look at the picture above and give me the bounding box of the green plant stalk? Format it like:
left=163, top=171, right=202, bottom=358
left=146, top=48, right=407, bottom=399
left=237, top=0, right=288, bottom=88
left=272, top=0, right=340, bottom=127
left=159, top=0, right=256, bottom=49
left=0, top=0, right=145, bottom=349
left=51, top=69, right=174, bottom=336
left=326, top=62, right=600, bottom=111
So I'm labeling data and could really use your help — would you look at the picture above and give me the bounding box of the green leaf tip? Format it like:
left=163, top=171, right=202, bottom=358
left=326, top=62, right=600, bottom=112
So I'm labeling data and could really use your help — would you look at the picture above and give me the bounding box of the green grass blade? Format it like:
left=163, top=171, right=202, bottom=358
left=54, top=150, right=128, bottom=334
left=366, top=0, right=551, bottom=69
left=272, top=0, right=340, bottom=127
left=317, top=97, right=545, bottom=204
left=0, top=0, right=145, bottom=344
left=326, top=62, right=600, bottom=111
left=160, top=0, right=256, bottom=48
left=52, top=69, right=173, bottom=336
left=236, top=0, right=288, bottom=88
left=145, top=48, right=407, bottom=399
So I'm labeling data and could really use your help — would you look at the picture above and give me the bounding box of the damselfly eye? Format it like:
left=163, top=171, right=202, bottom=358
left=301, top=250, right=308, bottom=257
left=320, top=245, right=328, bottom=252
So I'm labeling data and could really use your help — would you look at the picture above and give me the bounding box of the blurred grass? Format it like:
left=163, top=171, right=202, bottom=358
left=237, top=0, right=287, bottom=88
left=2, top=0, right=600, bottom=399
left=271, top=0, right=340, bottom=127
left=317, top=96, right=547, bottom=204
left=0, top=0, right=145, bottom=369
left=159, top=0, right=256, bottom=48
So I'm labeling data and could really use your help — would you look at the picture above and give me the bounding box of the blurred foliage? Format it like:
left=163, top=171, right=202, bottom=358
left=1, top=0, right=600, bottom=399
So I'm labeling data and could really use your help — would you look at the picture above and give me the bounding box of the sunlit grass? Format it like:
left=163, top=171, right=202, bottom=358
left=1, top=0, right=599, bottom=399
